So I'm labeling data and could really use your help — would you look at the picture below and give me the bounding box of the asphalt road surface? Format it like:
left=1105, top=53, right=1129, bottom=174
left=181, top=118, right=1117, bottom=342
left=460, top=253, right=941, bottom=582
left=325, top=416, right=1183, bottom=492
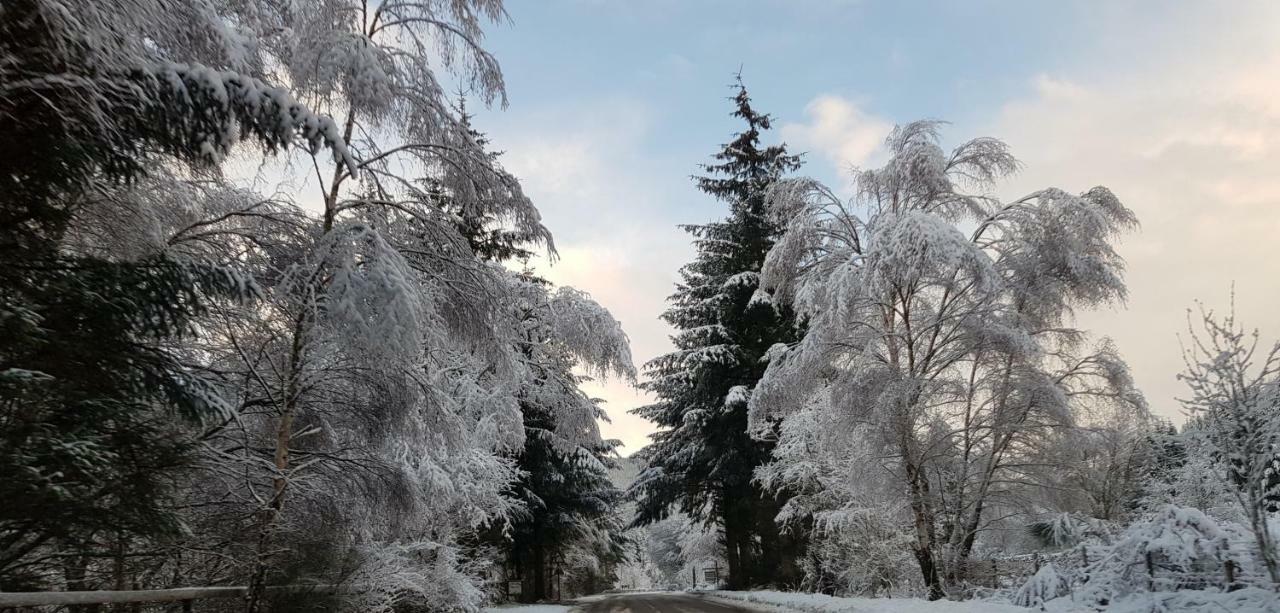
left=576, top=592, right=755, bottom=613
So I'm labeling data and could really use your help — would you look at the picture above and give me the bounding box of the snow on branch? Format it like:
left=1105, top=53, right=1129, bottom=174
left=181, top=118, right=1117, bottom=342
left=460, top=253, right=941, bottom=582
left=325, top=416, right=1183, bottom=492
left=548, top=287, right=636, bottom=381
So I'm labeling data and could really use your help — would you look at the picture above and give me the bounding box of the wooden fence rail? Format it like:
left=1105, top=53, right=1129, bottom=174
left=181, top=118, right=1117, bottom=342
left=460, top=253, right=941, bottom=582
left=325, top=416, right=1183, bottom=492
left=0, top=585, right=339, bottom=610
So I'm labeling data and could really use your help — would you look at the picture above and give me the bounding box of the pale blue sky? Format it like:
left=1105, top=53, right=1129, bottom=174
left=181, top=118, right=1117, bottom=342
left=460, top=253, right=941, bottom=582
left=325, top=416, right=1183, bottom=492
left=469, top=1, right=1280, bottom=452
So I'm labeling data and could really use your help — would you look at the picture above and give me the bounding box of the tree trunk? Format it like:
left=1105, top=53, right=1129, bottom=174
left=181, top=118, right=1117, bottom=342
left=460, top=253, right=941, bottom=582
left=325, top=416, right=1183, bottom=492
left=246, top=314, right=308, bottom=613
left=754, top=492, right=805, bottom=588
left=524, top=541, right=547, bottom=602
left=64, top=552, right=97, bottom=613
left=1248, top=504, right=1280, bottom=585
left=906, top=463, right=945, bottom=600
left=736, top=512, right=757, bottom=587
left=944, top=497, right=986, bottom=585
left=720, top=490, right=744, bottom=589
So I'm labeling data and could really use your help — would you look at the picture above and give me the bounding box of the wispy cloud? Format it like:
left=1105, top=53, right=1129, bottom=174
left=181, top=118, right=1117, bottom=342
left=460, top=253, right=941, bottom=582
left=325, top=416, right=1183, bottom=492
left=478, top=97, right=692, bottom=453
left=781, top=94, right=893, bottom=176
left=983, top=6, right=1280, bottom=419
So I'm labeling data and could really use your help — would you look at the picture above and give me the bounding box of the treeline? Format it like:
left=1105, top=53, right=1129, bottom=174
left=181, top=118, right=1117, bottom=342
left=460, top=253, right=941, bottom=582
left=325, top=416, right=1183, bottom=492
left=627, top=82, right=1280, bottom=609
left=0, top=1, right=633, bottom=610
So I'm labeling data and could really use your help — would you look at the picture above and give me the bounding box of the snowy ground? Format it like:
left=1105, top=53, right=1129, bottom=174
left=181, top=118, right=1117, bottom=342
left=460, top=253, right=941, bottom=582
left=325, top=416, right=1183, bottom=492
left=486, top=589, right=1280, bottom=613
left=482, top=605, right=573, bottom=613
left=702, top=590, right=1031, bottom=613
left=1040, top=588, right=1280, bottom=613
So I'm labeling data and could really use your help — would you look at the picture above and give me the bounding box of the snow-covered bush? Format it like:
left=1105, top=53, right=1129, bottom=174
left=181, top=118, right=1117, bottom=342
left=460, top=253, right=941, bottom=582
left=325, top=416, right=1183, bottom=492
left=1075, top=505, right=1251, bottom=606
left=805, top=507, right=919, bottom=597
left=343, top=540, right=490, bottom=613
left=1102, top=587, right=1280, bottom=613
left=1177, top=306, right=1280, bottom=584
left=1012, top=564, right=1070, bottom=608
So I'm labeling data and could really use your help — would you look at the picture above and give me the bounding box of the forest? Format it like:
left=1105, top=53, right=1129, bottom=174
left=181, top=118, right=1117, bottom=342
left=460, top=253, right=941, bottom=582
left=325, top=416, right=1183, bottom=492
left=0, top=1, right=1277, bottom=612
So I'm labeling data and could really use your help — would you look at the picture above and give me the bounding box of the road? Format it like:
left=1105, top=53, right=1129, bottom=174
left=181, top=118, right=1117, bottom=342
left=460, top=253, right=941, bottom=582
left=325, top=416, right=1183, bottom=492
left=576, top=592, right=755, bottom=613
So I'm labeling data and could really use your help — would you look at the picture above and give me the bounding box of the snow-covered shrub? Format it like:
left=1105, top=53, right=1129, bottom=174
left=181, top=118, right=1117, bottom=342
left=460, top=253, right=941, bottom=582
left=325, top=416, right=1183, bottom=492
left=805, top=506, right=920, bottom=597
left=1103, top=587, right=1280, bottom=613
left=1076, top=505, right=1249, bottom=606
left=1012, top=563, right=1070, bottom=608
left=343, top=540, right=489, bottom=613
left=1177, top=307, right=1280, bottom=584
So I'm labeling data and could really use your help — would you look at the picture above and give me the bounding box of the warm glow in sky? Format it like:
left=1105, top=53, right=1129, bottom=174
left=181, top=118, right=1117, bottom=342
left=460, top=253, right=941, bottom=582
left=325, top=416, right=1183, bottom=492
left=469, top=1, right=1280, bottom=454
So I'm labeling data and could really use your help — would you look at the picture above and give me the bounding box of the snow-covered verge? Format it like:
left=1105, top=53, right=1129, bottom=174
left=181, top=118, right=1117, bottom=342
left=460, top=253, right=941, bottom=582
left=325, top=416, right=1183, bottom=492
left=481, top=605, right=571, bottom=613
left=1040, top=588, right=1280, bottom=613
left=702, top=590, right=1031, bottom=613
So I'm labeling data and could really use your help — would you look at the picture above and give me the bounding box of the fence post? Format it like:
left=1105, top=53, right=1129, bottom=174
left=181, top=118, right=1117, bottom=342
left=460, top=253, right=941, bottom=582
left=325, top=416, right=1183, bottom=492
left=1224, top=559, right=1238, bottom=592
left=182, top=600, right=193, bottom=613
left=1032, top=552, right=1041, bottom=573
left=1145, top=551, right=1155, bottom=590
left=1081, top=546, right=1089, bottom=567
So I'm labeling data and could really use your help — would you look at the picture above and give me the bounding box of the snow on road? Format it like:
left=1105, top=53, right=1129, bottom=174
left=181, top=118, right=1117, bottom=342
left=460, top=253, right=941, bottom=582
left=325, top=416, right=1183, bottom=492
left=703, top=590, right=1031, bottom=613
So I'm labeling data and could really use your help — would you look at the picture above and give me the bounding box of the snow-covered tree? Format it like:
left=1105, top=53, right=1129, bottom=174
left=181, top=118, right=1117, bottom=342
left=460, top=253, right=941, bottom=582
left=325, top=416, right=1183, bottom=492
left=129, top=2, right=561, bottom=607
left=0, top=3, right=628, bottom=611
left=1177, top=304, right=1280, bottom=584
left=631, top=77, right=805, bottom=589
left=750, top=121, right=1145, bottom=598
left=0, top=0, right=348, bottom=590
left=485, top=273, right=635, bottom=602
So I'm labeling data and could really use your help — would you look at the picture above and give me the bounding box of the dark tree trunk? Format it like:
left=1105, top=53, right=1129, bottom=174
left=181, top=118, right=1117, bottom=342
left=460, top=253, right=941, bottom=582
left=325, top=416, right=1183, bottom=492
left=754, top=492, right=806, bottom=588
left=520, top=541, right=548, bottom=603
left=735, top=513, right=757, bottom=587
left=721, top=495, right=743, bottom=589
left=720, top=486, right=759, bottom=589
left=906, top=463, right=945, bottom=600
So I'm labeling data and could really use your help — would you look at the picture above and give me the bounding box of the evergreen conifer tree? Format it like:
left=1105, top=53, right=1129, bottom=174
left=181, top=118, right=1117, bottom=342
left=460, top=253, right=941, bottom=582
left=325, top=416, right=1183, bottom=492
left=630, top=77, right=805, bottom=589
left=0, top=0, right=348, bottom=587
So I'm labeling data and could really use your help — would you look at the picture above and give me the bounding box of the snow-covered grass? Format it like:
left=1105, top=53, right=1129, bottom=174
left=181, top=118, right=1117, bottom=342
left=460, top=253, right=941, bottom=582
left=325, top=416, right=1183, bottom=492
left=706, top=589, right=1280, bottom=613
left=1040, top=588, right=1280, bottom=613
left=703, top=590, right=1031, bottom=613
left=481, top=605, right=571, bottom=613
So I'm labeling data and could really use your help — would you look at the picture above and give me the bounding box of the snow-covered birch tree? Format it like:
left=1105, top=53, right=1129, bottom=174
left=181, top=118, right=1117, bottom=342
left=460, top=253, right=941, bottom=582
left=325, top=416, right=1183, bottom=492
left=749, top=121, right=1145, bottom=599
left=126, top=2, right=561, bottom=606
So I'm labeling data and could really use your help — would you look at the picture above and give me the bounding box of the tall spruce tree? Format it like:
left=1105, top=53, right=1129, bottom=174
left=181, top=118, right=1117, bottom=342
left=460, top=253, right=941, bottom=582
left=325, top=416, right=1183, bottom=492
left=630, top=77, right=804, bottom=589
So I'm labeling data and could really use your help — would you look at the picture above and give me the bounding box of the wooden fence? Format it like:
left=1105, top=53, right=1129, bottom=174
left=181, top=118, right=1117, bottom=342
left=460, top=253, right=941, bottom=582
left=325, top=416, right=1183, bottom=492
left=0, top=585, right=340, bottom=612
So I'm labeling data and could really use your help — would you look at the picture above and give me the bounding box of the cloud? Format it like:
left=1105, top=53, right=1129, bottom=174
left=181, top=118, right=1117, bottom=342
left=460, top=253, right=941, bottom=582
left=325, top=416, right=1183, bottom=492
left=477, top=97, right=692, bottom=454
left=781, top=94, right=893, bottom=174
left=982, top=6, right=1280, bottom=421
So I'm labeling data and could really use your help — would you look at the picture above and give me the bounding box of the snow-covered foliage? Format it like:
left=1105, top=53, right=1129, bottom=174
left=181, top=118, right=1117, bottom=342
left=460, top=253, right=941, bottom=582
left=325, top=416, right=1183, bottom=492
left=0, top=1, right=634, bottom=610
left=630, top=78, right=807, bottom=591
left=1006, top=504, right=1280, bottom=612
left=750, top=121, right=1146, bottom=599
left=342, top=540, right=491, bottom=613
left=1011, top=564, right=1070, bottom=608
left=757, top=406, right=920, bottom=596
left=1176, top=304, right=1280, bottom=584
left=1089, top=588, right=1280, bottom=613
left=547, top=286, right=636, bottom=381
